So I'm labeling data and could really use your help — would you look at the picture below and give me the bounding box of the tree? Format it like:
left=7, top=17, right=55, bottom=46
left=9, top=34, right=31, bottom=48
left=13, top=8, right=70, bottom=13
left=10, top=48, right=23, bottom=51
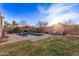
left=12, top=27, right=22, bottom=33
left=4, top=21, right=10, bottom=32
left=5, top=21, right=19, bottom=33
left=35, top=21, right=48, bottom=33
left=4, top=21, right=10, bottom=26
left=20, top=20, right=27, bottom=26
left=12, top=21, right=18, bottom=25
left=62, top=19, right=75, bottom=35
left=4, top=21, right=9, bottom=28
left=63, top=19, right=74, bottom=25
left=36, top=21, right=48, bottom=27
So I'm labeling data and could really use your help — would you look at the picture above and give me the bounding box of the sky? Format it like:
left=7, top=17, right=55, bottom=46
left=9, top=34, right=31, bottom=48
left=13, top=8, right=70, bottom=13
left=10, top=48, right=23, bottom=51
left=0, top=3, right=79, bottom=26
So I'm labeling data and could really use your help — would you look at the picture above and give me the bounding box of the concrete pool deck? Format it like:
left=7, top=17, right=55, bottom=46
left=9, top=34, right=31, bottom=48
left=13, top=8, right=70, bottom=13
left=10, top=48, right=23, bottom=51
left=0, top=34, right=51, bottom=45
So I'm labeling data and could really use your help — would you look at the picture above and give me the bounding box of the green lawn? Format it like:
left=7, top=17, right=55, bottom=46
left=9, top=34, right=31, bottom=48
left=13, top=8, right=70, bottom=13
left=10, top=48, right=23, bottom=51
left=0, top=36, right=79, bottom=56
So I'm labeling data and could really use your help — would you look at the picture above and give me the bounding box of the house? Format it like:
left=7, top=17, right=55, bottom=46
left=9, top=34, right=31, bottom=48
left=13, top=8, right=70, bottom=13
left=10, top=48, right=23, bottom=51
left=43, top=23, right=75, bottom=34
left=43, top=26, right=53, bottom=34
left=53, top=23, right=65, bottom=33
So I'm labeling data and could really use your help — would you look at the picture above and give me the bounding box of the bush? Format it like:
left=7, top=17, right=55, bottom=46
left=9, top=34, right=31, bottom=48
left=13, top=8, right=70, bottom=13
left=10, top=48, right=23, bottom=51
left=7, top=27, right=22, bottom=34
left=12, top=27, right=22, bottom=33
left=33, top=27, right=44, bottom=33
left=28, top=27, right=43, bottom=33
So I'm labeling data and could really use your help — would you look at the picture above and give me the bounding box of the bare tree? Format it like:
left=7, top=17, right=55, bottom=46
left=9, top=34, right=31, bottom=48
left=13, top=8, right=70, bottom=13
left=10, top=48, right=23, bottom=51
left=12, top=21, right=18, bottom=25
left=64, top=19, right=74, bottom=25
left=63, top=19, right=75, bottom=35
left=36, top=21, right=48, bottom=27
left=35, top=21, right=48, bottom=33
left=4, top=21, right=10, bottom=26
left=20, top=20, right=27, bottom=26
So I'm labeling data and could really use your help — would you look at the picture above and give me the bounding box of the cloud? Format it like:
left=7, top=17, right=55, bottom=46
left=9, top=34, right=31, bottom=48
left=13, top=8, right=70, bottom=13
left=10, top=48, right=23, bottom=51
left=38, top=3, right=79, bottom=26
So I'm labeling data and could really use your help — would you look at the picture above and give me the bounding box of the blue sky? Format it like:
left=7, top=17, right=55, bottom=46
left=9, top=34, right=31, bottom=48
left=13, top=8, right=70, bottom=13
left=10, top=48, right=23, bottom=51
left=0, top=3, right=79, bottom=26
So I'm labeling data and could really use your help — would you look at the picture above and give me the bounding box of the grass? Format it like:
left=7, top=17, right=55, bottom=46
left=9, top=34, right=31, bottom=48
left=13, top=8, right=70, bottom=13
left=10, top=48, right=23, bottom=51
left=0, top=36, right=79, bottom=56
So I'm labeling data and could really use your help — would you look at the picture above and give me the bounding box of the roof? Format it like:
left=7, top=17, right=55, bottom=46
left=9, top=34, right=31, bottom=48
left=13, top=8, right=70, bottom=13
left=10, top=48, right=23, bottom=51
left=19, top=25, right=32, bottom=29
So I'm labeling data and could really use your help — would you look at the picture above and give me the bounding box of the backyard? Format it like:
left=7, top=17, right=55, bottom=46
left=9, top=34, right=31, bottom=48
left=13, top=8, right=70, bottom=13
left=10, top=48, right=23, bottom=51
left=0, top=36, right=79, bottom=56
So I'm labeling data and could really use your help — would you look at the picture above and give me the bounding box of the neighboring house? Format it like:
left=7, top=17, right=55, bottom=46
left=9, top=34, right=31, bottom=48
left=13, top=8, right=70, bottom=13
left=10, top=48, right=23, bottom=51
left=43, top=26, right=53, bottom=34
left=43, top=23, right=65, bottom=34
left=53, top=23, right=65, bottom=33
left=71, top=25, right=79, bottom=34
left=43, top=23, right=75, bottom=34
